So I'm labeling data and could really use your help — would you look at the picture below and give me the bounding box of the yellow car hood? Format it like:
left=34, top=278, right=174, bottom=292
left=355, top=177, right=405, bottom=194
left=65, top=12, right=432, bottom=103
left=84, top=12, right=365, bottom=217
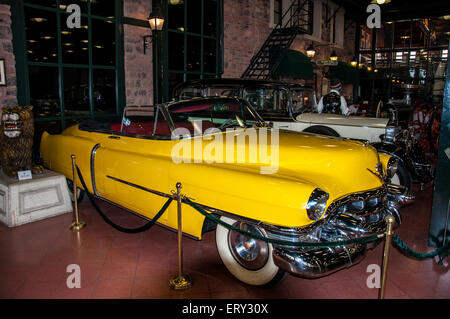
left=185, top=127, right=384, bottom=202
left=275, top=129, right=383, bottom=198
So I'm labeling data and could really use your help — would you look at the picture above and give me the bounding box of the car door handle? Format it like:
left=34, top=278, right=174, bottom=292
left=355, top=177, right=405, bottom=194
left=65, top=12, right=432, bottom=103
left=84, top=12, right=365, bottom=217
left=279, top=125, right=289, bottom=128
left=108, top=136, right=120, bottom=140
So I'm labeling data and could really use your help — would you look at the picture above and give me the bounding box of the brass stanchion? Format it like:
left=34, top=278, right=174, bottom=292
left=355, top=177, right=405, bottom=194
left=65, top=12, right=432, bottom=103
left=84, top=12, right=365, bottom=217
left=169, top=182, right=192, bottom=290
left=69, top=155, right=86, bottom=231
left=378, top=215, right=395, bottom=299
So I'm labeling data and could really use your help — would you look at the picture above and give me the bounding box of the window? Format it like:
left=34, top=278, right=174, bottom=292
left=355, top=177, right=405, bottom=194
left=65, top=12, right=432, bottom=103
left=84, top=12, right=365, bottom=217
left=328, top=4, right=344, bottom=46
left=18, top=0, right=124, bottom=132
left=166, top=0, right=222, bottom=100
left=334, top=10, right=344, bottom=47
left=273, top=0, right=282, bottom=26
left=310, top=0, right=322, bottom=40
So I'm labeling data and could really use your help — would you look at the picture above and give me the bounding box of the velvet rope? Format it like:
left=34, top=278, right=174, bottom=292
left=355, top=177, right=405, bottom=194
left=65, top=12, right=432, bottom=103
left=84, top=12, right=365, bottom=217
left=75, top=165, right=172, bottom=234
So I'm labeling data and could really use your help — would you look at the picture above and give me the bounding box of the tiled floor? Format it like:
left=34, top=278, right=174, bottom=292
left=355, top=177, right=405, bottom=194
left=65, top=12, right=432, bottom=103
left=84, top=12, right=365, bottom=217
left=0, top=184, right=449, bottom=299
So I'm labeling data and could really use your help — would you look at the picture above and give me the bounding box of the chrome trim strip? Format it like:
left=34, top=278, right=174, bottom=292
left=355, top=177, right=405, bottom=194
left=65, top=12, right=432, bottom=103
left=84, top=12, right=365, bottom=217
left=90, top=143, right=101, bottom=196
left=106, top=175, right=173, bottom=199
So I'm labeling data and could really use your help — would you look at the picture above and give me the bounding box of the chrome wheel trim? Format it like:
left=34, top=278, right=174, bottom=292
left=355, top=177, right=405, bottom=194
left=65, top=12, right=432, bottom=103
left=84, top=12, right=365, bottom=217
left=227, top=222, right=269, bottom=271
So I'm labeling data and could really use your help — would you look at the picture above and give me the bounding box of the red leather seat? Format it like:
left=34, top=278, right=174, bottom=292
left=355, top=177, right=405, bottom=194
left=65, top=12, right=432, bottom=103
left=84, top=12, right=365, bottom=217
left=110, top=120, right=216, bottom=136
left=110, top=121, right=170, bottom=135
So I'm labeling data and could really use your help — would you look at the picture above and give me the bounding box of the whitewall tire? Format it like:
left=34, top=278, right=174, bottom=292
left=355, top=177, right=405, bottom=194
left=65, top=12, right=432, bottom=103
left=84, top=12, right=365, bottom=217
left=389, top=161, right=412, bottom=193
left=215, top=216, right=286, bottom=286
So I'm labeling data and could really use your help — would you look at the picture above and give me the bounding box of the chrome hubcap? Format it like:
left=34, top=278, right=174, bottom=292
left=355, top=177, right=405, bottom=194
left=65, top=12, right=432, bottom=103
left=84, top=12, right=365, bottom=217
left=228, top=222, right=269, bottom=270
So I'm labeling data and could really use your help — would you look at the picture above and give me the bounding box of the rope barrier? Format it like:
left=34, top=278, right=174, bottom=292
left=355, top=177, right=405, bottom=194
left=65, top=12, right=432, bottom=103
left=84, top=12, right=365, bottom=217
left=393, top=234, right=449, bottom=264
left=75, top=165, right=172, bottom=234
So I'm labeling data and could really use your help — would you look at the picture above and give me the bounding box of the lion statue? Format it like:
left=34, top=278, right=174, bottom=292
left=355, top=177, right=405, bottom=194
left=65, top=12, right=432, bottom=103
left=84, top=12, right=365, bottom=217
left=0, top=106, right=43, bottom=179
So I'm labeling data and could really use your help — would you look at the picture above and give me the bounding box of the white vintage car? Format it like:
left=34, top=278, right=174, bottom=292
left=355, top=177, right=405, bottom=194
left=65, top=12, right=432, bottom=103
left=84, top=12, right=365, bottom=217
left=274, top=112, right=390, bottom=143
left=172, top=78, right=433, bottom=192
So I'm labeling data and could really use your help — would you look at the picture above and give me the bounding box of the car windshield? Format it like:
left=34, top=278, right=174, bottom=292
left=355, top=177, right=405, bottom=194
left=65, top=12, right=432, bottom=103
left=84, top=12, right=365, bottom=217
left=243, top=87, right=290, bottom=113
left=117, top=106, right=172, bottom=137
left=178, top=85, right=241, bottom=100
left=167, top=98, right=264, bottom=136
left=291, top=88, right=316, bottom=114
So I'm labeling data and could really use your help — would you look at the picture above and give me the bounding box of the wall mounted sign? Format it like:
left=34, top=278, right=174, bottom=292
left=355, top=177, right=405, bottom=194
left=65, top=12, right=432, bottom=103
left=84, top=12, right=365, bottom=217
left=316, top=60, right=338, bottom=66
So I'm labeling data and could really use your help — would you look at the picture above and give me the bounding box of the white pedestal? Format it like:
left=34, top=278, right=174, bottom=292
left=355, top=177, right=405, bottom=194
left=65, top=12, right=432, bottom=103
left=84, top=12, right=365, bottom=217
left=0, top=169, right=73, bottom=227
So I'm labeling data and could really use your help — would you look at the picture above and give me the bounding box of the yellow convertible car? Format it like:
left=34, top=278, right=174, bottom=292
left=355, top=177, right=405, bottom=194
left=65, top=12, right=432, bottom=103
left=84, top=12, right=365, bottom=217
left=40, top=97, right=410, bottom=286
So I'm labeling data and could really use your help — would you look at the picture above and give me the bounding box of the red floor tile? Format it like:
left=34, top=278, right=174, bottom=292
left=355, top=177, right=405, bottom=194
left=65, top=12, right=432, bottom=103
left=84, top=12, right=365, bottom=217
left=135, top=260, right=171, bottom=278
left=99, top=261, right=137, bottom=280
left=15, top=280, right=62, bottom=299
left=0, top=280, right=24, bottom=299
left=91, top=278, right=134, bottom=299
left=131, top=276, right=172, bottom=298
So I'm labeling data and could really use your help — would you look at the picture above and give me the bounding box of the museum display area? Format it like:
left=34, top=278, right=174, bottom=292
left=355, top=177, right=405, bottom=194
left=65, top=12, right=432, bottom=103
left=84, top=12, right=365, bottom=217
left=0, top=0, right=449, bottom=304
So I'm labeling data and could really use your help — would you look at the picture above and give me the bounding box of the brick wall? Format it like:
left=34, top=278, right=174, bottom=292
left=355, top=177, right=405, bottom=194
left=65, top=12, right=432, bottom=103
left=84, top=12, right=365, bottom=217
left=123, top=0, right=153, bottom=106
left=0, top=4, right=18, bottom=116
left=222, top=0, right=272, bottom=78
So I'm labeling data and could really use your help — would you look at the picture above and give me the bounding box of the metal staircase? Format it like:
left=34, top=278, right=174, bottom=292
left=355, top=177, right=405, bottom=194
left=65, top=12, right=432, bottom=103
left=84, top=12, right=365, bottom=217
left=241, top=0, right=314, bottom=79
